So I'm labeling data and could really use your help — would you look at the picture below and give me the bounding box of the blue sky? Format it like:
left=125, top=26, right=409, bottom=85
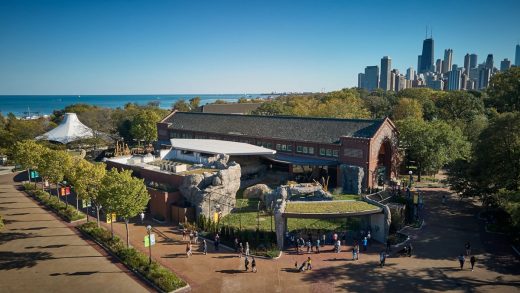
left=0, top=0, right=519, bottom=95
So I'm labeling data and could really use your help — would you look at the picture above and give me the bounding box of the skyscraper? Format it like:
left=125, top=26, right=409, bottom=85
left=417, top=55, right=422, bottom=72
left=380, top=56, right=391, bottom=91
left=500, top=58, right=511, bottom=71
left=442, top=49, right=453, bottom=74
left=406, top=67, right=416, bottom=81
left=448, top=68, right=463, bottom=90
left=419, top=38, right=434, bottom=73
left=464, top=54, right=471, bottom=73
left=364, top=65, right=379, bottom=91
left=358, top=73, right=365, bottom=89
left=478, top=67, right=491, bottom=89
left=515, top=44, right=520, bottom=66
left=436, top=59, right=443, bottom=74
left=485, top=54, right=494, bottom=69
left=469, top=54, right=478, bottom=69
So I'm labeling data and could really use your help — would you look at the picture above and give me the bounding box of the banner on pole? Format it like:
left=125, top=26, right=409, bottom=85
left=144, top=234, right=156, bottom=247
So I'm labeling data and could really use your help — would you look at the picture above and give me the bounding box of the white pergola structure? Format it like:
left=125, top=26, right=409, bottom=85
left=36, top=113, right=95, bottom=144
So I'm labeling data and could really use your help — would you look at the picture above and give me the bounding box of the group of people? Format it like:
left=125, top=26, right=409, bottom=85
left=295, top=257, right=312, bottom=272
left=458, top=242, right=477, bottom=271
left=234, top=238, right=250, bottom=258
left=244, top=256, right=257, bottom=272
left=181, top=228, right=199, bottom=244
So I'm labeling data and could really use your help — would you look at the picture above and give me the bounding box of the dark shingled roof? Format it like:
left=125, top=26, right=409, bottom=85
left=200, top=103, right=262, bottom=114
left=163, top=112, right=385, bottom=144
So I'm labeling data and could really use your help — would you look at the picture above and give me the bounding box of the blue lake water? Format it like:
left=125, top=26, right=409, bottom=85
left=0, top=94, right=268, bottom=116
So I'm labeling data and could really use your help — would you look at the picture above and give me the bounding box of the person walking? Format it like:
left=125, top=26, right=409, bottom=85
left=367, top=231, right=372, bottom=245
left=322, top=233, right=326, bottom=246
left=214, top=234, right=220, bottom=251
left=194, top=230, right=198, bottom=244
left=355, top=243, right=360, bottom=260
left=186, top=243, right=192, bottom=257
left=189, top=230, right=194, bottom=244
left=202, top=239, right=207, bottom=255
left=251, top=256, right=257, bottom=273
left=140, top=212, right=145, bottom=224
left=465, top=242, right=471, bottom=256
left=234, top=237, right=239, bottom=252
left=408, top=242, right=413, bottom=257
left=306, top=257, right=312, bottom=270
left=316, top=239, right=320, bottom=254
left=458, top=254, right=465, bottom=270
left=244, top=256, right=249, bottom=271
left=470, top=255, right=476, bottom=271
left=362, top=237, right=368, bottom=252
left=245, top=242, right=250, bottom=257
left=380, top=250, right=386, bottom=267
left=306, top=239, right=312, bottom=253
left=239, top=242, right=243, bottom=258
left=352, top=245, right=357, bottom=260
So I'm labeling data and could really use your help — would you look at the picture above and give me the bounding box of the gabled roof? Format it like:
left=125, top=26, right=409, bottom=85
left=161, top=112, right=385, bottom=144
left=36, top=113, right=94, bottom=144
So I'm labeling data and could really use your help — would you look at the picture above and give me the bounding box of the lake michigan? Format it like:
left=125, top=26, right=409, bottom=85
left=0, top=94, right=268, bottom=116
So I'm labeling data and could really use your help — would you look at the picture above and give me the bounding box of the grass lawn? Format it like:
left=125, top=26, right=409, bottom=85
left=285, top=201, right=380, bottom=214
left=332, top=193, right=360, bottom=200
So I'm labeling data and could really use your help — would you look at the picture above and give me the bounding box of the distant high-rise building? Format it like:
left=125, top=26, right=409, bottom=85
left=380, top=56, right=391, bottom=91
left=461, top=74, right=469, bottom=90
left=431, top=79, right=444, bottom=90
left=395, top=75, right=407, bottom=92
left=435, top=59, right=443, bottom=74
left=406, top=67, right=416, bottom=81
left=419, top=38, right=434, bottom=73
left=516, top=44, right=520, bottom=66
left=469, top=54, right=478, bottom=69
left=364, top=65, right=379, bottom=91
left=485, top=54, right=494, bottom=69
left=448, top=68, right=463, bottom=90
left=464, top=54, right=471, bottom=73
left=478, top=67, right=491, bottom=89
left=466, top=79, right=476, bottom=91
left=417, top=55, right=422, bottom=72
left=442, top=49, right=453, bottom=74
left=500, top=58, right=511, bottom=71
left=357, top=73, right=365, bottom=89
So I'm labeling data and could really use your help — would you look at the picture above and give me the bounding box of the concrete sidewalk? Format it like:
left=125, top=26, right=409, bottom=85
left=0, top=173, right=150, bottom=293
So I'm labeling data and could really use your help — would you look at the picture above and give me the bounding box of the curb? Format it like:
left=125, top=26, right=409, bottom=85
left=77, top=227, right=190, bottom=293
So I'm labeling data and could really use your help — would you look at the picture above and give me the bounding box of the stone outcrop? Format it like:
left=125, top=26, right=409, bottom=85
left=243, top=184, right=272, bottom=201
left=340, top=164, right=365, bottom=194
left=179, top=162, right=241, bottom=218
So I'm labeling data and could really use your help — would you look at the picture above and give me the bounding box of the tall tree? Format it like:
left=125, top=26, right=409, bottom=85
left=99, top=169, right=150, bottom=247
left=486, top=67, right=520, bottom=112
left=11, top=140, right=47, bottom=184
left=130, top=110, right=161, bottom=145
left=172, top=99, right=190, bottom=111
left=70, top=160, right=106, bottom=225
left=392, top=98, right=423, bottom=121
left=39, top=150, right=72, bottom=200
left=436, top=91, right=484, bottom=122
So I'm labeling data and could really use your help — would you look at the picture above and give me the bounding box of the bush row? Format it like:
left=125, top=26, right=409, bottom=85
left=78, top=222, right=186, bottom=292
left=22, top=183, right=85, bottom=222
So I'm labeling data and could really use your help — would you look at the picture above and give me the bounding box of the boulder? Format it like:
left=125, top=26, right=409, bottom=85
left=243, top=184, right=272, bottom=201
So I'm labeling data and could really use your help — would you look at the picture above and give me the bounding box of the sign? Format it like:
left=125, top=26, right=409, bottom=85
left=65, top=186, right=71, bottom=195
left=60, top=187, right=66, bottom=196
left=106, top=213, right=117, bottom=223
left=82, top=199, right=91, bottom=208
left=30, top=170, right=39, bottom=179
left=213, top=212, right=219, bottom=223
left=144, top=233, right=156, bottom=247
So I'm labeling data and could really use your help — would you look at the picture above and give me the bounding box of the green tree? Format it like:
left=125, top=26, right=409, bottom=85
left=99, top=169, right=150, bottom=246
left=69, top=160, right=106, bottom=225
left=11, top=140, right=47, bottom=184
left=189, top=97, right=201, bottom=109
left=172, top=99, right=190, bottom=111
left=130, top=110, right=161, bottom=144
left=436, top=91, right=484, bottom=122
left=39, top=150, right=72, bottom=201
left=486, top=67, right=520, bottom=112
left=392, top=98, right=423, bottom=121
left=397, top=118, right=470, bottom=181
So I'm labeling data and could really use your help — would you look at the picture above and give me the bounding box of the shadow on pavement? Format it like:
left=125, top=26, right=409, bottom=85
left=0, top=232, right=35, bottom=245
left=215, top=269, right=247, bottom=274
left=0, top=251, right=54, bottom=270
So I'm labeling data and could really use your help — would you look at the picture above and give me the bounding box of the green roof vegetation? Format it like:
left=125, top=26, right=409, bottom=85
left=285, top=201, right=379, bottom=214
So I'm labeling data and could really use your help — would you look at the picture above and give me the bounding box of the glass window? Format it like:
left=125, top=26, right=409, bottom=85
left=303, top=146, right=308, bottom=154
left=308, top=147, right=314, bottom=154
left=287, top=145, right=292, bottom=152
left=333, top=150, right=339, bottom=157
left=267, top=143, right=273, bottom=149
left=296, top=146, right=303, bottom=153
left=326, top=149, right=332, bottom=157
left=276, top=144, right=281, bottom=150
left=320, top=148, right=326, bottom=156
left=281, top=144, right=287, bottom=151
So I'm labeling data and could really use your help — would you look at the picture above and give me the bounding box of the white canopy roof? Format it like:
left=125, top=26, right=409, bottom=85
left=36, top=113, right=95, bottom=144
left=169, top=139, right=276, bottom=156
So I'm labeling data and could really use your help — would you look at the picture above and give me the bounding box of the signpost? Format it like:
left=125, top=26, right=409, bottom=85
left=145, top=225, right=154, bottom=264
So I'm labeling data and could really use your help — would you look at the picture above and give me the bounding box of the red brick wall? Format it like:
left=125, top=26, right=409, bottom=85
left=148, top=188, right=183, bottom=222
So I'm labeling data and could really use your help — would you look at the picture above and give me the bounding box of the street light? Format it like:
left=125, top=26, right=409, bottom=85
left=146, top=225, right=152, bottom=265
left=408, top=170, right=413, bottom=187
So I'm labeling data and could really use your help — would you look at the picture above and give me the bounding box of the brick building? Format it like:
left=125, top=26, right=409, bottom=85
left=157, top=111, right=399, bottom=190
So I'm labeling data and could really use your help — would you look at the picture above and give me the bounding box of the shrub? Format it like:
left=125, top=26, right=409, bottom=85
left=23, top=185, right=85, bottom=222
left=78, top=223, right=186, bottom=292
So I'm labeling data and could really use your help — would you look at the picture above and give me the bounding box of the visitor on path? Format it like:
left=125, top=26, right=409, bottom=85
left=386, top=240, right=392, bottom=253
left=465, top=242, right=471, bottom=256
left=380, top=250, right=386, bottom=267
left=245, top=242, right=250, bottom=256
left=362, top=237, right=368, bottom=251
left=244, top=256, right=249, bottom=271
left=202, top=239, right=207, bottom=255
left=470, top=256, right=476, bottom=271
left=352, top=246, right=357, bottom=260
left=306, top=257, right=312, bottom=270
left=316, top=239, right=320, bottom=254
left=214, top=234, right=220, bottom=251
left=458, top=254, right=465, bottom=270
left=140, top=212, right=145, bottom=224
left=182, top=229, right=187, bottom=240
left=194, top=230, right=198, bottom=244
left=239, top=242, right=243, bottom=258
left=251, top=257, right=257, bottom=273
left=355, top=243, right=360, bottom=259
left=306, top=239, right=312, bottom=253
left=186, top=243, right=192, bottom=257
left=322, top=234, right=326, bottom=245
left=234, top=237, right=239, bottom=252
left=189, top=230, right=194, bottom=243
left=333, top=232, right=338, bottom=245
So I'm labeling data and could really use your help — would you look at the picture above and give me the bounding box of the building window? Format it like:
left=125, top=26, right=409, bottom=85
left=296, top=146, right=303, bottom=153
left=302, top=146, right=308, bottom=154
left=320, top=148, right=326, bottom=156
left=333, top=150, right=339, bottom=157
left=287, top=144, right=292, bottom=152
left=281, top=144, right=287, bottom=151
left=266, top=143, right=273, bottom=149
left=308, top=147, right=314, bottom=154
left=276, top=144, right=281, bottom=150
left=326, top=149, right=332, bottom=157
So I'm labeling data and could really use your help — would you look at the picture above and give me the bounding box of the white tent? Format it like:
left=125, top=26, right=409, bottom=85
left=36, top=113, right=95, bottom=144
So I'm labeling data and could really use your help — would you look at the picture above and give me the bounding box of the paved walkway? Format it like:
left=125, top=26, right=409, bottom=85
left=4, top=172, right=520, bottom=293
left=0, top=173, right=149, bottom=293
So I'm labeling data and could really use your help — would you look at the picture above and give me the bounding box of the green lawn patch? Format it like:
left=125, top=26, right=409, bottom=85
left=78, top=222, right=186, bottom=292
left=332, top=193, right=360, bottom=201
left=285, top=201, right=380, bottom=214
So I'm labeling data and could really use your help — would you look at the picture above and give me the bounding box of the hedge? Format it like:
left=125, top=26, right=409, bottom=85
left=78, top=222, right=186, bottom=292
left=22, top=183, right=85, bottom=222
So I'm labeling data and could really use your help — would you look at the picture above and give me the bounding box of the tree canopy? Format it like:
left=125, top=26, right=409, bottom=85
left=486, top=67, right=520, bottom=112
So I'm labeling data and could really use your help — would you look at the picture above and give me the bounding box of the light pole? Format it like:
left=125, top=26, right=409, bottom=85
left=408, top=170, right=413, bottom=188
left=146, top=225, right=152, bottom=265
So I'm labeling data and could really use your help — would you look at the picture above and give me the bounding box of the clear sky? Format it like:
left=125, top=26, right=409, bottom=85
left=0, top=0, right=519, bottom=95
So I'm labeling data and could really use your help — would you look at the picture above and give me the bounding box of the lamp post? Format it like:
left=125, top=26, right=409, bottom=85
left=408, top=170, right=413, bottom=187
left=146, top=225, right=152, bottom=265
